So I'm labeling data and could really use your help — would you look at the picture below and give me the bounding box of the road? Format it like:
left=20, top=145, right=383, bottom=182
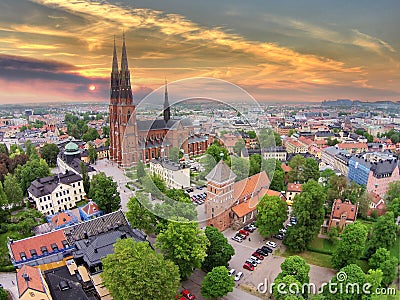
left=0, top=272, right=18, bottom=299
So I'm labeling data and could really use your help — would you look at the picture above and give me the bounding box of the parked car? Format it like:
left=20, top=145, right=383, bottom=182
left=245, top=259, right=257, bottom=267
left=238, top=229, right=249, bottom=236
left=243, top=225, right=256, bottom=232
left=236, top=233, right=247, bottom=240
left=176, top=295, right=186, bottom=300
left=234, top=271, right=244, bottom=281
left=232, top=236, right=243, bottom=243
left=243, top=263, right=254, bottom=271
left=252, top=252, right=264, bottom=260
left=228, top=268, right=236, bottom=276
left=197, top=186, right=203, bottom=190
left=273, top=234, right=284, bottom=240
left=181, top=289, right=195, bottom=300
left=249, top=256, right=262, bottom=264
left=261, top=246, right=273, bottom=253
left=266, top=241, right=277, bottom=248
left=279, top=228, right=287, bottom=235
left=256, top=248, right=268, bottom=256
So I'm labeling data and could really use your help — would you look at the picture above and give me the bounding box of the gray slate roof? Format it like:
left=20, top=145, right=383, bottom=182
left=28, top=171, right=82, bottom=198
left=137, top=117, right=192, bottom=132
left=205, top=159, right=236, bottom=184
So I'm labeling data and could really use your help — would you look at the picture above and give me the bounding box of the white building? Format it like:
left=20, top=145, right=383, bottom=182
left=262, top=146, right=287, bottom=161
left=28, top=171, right=86, bottom=215
left=149, top=158, right=190, bottom=189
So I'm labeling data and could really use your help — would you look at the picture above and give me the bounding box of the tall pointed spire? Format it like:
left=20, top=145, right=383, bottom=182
left=119, top=31, right=133, bottom=105
left=110, top=35, right=119, bottom=102
left=163, top=78, right=171, bottom=123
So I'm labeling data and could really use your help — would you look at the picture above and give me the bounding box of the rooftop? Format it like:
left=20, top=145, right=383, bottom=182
left=205, top=159, right=237, bottom=184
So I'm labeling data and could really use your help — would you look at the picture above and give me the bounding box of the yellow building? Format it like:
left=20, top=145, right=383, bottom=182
left=17, top=265, right=52, bottom=300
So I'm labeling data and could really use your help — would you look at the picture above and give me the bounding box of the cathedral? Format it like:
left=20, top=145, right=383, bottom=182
left=109, top=35, right=211, bottom=167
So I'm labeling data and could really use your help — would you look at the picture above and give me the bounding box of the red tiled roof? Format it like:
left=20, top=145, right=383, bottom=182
left=51, top=212, right=74, bottom=227
left=337, top=142, right=368, bottom=149
left=81, top=201, right=100, bottom=215
left=233, top=171, right=270, bottom=200
left=287, top=183, right=302, bottom=192
left=231, top=196, right=259, bottom=218
left=10, top=230, right=67, bottom=261
left=17, top=265, right=45, bottom=297
left=331, top=199, right=357, bottom=221
left=281, top=163, right=292, bottom=172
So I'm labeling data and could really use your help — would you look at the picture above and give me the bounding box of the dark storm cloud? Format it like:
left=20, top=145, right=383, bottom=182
left=0, top=54, right=105, bottom=85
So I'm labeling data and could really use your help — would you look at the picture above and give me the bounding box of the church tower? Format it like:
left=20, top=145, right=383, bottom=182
left=109, top=34, right=138, bottom=167
left=205, top=156, right=237, bottom=231
left=163, top=79, right=171, bottom=123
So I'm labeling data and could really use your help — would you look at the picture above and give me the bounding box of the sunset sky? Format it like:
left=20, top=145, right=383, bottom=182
left=0, top=0, right=399, bottom=104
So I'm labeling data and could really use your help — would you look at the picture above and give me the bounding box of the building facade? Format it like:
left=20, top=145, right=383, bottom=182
left=149, top=157, right=190, bottom=189
left=28, top=171, right=85, bottom=215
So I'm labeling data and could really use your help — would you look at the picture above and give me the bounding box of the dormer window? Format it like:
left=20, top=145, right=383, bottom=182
left=20, top=252, right=27, bottom=260
left=29, top=249, right=37, bottom=257
left=51, top=243, right=58, bottom=251
left=41, top=246, right=48, bottom=255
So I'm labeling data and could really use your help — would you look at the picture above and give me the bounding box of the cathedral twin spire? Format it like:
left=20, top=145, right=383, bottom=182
left=110, top=33, right=171, bottom=123
left=110, top=33, right=133, bottom=105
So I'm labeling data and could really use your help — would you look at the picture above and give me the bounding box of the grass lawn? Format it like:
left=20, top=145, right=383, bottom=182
left=282, top=249, right=333, bottom=269
left=308, top=237, right=337, bottom=254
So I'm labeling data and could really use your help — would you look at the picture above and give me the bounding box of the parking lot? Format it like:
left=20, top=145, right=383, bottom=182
left=223, top=224, right=336, bottom=296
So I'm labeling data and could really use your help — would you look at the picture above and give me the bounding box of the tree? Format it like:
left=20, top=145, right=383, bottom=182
left=0, top=143, right=8, bottom=156
left=126, top=192, right=156, bottom=235
left=256, top=195, right=287, bottom=237
left=154, top=189, right=197, bottom=222
left=258, top=128, right=276, bottom=148
left=233, top=139, right=245, bottom=156
left=270, top=169, right=285, bottom=192
left=230, top=156, right=249, bottom=181
left=364, top=269, right=383, bottom=300
left=168, top=147, right=180, bottom=163
left=387, top=197, right=400, bottom=219
left=9, top=154, right=29, bottom=173
left=248, top=130, right=257, bottom=139
left=249, top=153, right=262, bottom=176
left=82, top=127, right=100, bottom=142
left=88, top=172, right=120, bottom=213
left=3, top=174, right=24, bottom=207
left=202, top=226, right=235, bottom=272
left=288, top=155, right=306, bottom=183
left=136, top=160, right=146, bottom=183
left=303, top=158, right=319, bottom=182
left=101, top=239, right=180, bottom=300
left=155, top=220, right=209, bottom=280
left=102, top=126, right=110, bottom=137
left=368, top=248, right=398, bottom=287
left=278, top=256, right=310, bottom=285
left=201, top=266, right=235, bottom=299
left=326, top=227, right=339, bottom=245
left=0, top=287, right=8, bottom=300
left=272, top=275, right=304, bottom=300
left=331, top=221, right=368, bottom=269
left=14, top=159, right=51, bottom=193
left=40, top=143, right=60, bottom=167
left=323, top=264, right=365, bottom=300
left=80, top=162, right=90, bottom=195
left=365, top=212, right=398, bottom=258
left=320, top=169, right=335, bottom=186
left=206, top=141, right=229, bottom=162
left=151, top=174, right=166, bottom=193
left=385, top=181, right=400, bottom=205
left=88, top=144, right=98, bottom=163
left=357, top=191, right=372, bottom=219
left=283, top=180, right=326, bottom=252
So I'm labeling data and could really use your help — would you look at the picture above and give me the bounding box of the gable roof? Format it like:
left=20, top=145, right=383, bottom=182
left=28, top=171, right=82, bottom=198
left=80, top=201, right=101, bottom=216
left=205, top=160, right=236, bottom=184
left=331, top=199, right=358, bottom=221
left=287, top=183, right=302, bottom=193
left=17, top=265, right=46, bottom=297
left=10, top=229, right=68, bottom=262
left=233, top=171, right=270, bottom=200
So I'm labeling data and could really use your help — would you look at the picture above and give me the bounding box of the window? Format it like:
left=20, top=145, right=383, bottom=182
left=51, top=243, right=58, bottom=251
left=41, top=246, right=48, bottom=255
left=29, top=249, right=37, bottom=257
left=20, top=252, right=27, bottom=260
left=61, top=240, right=69, bottom=248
